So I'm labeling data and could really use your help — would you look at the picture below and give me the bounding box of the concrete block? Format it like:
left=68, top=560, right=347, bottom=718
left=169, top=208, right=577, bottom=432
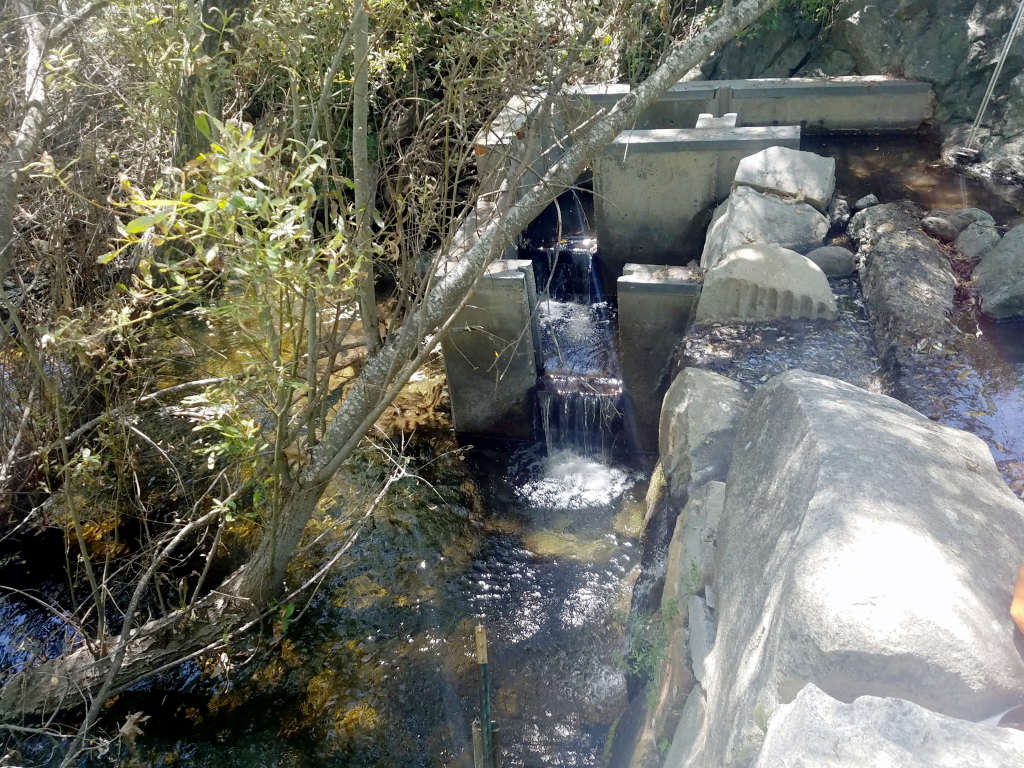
left=695, top=112, right=737, bottom=129
left=567, top=77, right=932, bottom=133
left=700, top=186, right=829, bottom=269
left=595, top=126, right=800, bottom=291
left=732, top=146, right=835, bottom=211
left=617, top=264, right=703, bottom=452
left=567, top=82, right=722, bottom=131
left=441, top=259, right=540, bottom=441
left=695, top=245, right=838, bottom=322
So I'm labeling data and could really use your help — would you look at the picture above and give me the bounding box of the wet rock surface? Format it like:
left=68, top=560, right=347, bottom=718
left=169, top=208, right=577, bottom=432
left=753, top=684, right=1024, bottom=768
left=681, top=370, right=1024, bottom=767
left=676, top=276, right=881, bottom=394
left=849, top=200, right=956, bottom=368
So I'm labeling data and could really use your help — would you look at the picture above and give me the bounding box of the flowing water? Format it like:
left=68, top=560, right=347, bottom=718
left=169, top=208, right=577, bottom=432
left=4, top=134, right=1024, bottom=765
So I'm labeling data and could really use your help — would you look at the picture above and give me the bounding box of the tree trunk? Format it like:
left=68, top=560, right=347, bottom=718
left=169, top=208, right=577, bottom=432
left=353, top=0, right=382, bottom=354
left=0, top=1, right=109, bottom=286
left=173, top=0, right=253, bottom=164
left=0, top=0, right=782, bottom=720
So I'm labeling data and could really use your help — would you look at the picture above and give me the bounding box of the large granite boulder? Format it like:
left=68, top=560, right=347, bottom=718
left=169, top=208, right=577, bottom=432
left=974, top=224, right=1024, bottom=319
left=695, top=245, right=838, bottom=322
left=849, top=201, right=955, bottom=367
left=663, top=481, right=726, bottom=626
left=670, top=370, right=1024, bottom=768
left=700, top=187, right=829, bottom=269
left=732, top=147, right=835, bottom=211
left=659, top=369, right=749, bottom=502
left=753, top=684, right=1024, bottom=768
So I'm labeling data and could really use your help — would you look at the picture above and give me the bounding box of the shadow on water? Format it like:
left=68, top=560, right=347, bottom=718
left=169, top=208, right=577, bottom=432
left=803, top=134, right=1024, bottom=228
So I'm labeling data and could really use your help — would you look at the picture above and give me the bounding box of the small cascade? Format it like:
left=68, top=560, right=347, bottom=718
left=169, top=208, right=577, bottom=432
left=539, top=374, right=623, bottom=459
left=522, top=182, right=625, bottom=458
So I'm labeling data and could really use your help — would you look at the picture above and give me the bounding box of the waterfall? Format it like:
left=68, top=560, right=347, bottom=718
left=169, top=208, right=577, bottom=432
left=522, top=183, right=625, bottom=458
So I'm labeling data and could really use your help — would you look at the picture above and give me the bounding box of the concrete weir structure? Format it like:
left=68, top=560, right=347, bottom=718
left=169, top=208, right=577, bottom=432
left=617, top=265, right=703, bottom=452
left=440, top=259, right=541, bottom=442
left=442, top=76, right=933, bottom=445
left=595, top=125, right=800, bottom=284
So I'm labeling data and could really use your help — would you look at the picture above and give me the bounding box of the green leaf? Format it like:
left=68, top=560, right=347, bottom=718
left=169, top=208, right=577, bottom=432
left=126, top=216, right=154, bottom=234
left=753, top=703, right=770, bottom=734
left=195, top=113, right=212, bottom=139
left=194, top=199, right=219, bottom=213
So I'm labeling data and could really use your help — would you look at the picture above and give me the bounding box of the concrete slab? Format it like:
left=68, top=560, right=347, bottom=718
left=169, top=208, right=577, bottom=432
left=732, top=146, right=836, bottom=211
left=595, top=126, right=800, bottom=292
left=441, top=259, right=540, bottom=441
left=617, top=264, right=703, bottom=453
left=695, top=245, right=838, bottom=322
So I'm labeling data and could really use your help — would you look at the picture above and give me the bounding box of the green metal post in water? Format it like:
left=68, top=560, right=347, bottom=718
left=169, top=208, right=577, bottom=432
left=475, top=625, right=495, bottom=768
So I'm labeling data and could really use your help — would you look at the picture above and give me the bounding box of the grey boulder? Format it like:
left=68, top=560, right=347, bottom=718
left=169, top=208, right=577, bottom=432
left=732, top=146, right=835, bottom=211
left=700, top=186, right=829, bottom=269
left=851, top=193, right=878, bottom=211
left=920, top=215, right=959, bottom=243
left=753, top=684, right=1024, bottom=768
left=956, top=221, right=1003, bottom=260
left=804, top=245, right=855, bottom=277
left=685, top=370, right=1024, bottom=767
left=974, top=224, right=1024, bottom=320
left=659, top=369, right=748, bottom=502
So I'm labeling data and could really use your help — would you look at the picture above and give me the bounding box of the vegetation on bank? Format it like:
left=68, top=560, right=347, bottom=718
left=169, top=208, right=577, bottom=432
left=0, top=0, right=788, bottom=761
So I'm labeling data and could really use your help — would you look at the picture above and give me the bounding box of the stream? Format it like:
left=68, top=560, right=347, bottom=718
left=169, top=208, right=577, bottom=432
left=2, top=134, right=1024, bottom=767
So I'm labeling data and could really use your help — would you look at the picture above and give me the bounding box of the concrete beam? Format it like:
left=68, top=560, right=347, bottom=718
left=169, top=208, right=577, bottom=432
left=617, top=264, right=703, bottom=453
left=594, top=126, right=800, bottom=292
left=568, top=77, right=932, bottom=133
left=723, top=77, right=934, bottom=131
left=441, top=259, right=540, bottom=442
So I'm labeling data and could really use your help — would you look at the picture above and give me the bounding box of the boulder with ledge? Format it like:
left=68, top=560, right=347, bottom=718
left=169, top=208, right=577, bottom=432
left=667, top=370, right=1024, bottom=768
left=700, top=187, right=829, bottom=269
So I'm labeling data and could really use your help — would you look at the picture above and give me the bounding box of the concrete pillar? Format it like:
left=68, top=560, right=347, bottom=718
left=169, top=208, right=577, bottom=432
left=441, top=259, right=541, bottom=442
left=594, top=126, right=800, bottom=294
left=617, top=264, right=702, bottom=453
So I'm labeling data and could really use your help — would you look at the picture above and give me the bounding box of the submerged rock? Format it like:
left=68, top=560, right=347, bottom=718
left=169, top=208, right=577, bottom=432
left=659, top=369, right=748, bottom=503
left=920, top=215, right=959, bottom=243
left=700, top=187, right=829, bottom=269
left=678, top=370, right=1024, bottom=767
left=851, top=193, right=878, bottom=211
left=696, top=245, right=837, bottom=322
left=974, top=224, right=1024, bottom=320
left=753, top=684, right=1024, bottom=768
left=732, top=146, right=836, bottom=211
left=849, top=201, right=955, bottom=368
